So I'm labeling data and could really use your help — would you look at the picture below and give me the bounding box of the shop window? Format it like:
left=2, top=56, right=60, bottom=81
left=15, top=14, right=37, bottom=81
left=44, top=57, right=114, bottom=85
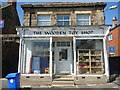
left=38, top=15, right=51, bottom=26
left=76, top=14, right=90, bottom=25
left=57, top=15, right=70, bottom=26
left=30, top=41, right=50, bottom=74
left=76, top=39, right=104, bottom=75
left=108, top=34, right=113, bottom=41
left=24, top=40, right=50, bottom=74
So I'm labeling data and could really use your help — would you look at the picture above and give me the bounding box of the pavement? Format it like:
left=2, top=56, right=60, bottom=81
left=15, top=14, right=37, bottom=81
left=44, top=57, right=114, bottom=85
left=76, top=83, right=119, bottom=88
left=0, top=78, right=120, bottom=89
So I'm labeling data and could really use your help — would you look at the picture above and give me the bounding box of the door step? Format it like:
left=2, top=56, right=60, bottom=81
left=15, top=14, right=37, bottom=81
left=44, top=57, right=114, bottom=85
left=52, top=75, right=75, bottom=88
left=54, top=75, right=73, bottom=78
left=52, top=81, right=74, bottom=84
left=53, top=78, right=74, bottom=81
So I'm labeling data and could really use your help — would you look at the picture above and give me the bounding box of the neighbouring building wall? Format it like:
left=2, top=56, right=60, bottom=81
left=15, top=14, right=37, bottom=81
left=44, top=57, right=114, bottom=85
left=118, top=26, right=120, bottom=56
left=2, top=4, right=20, bottom=77
left=108, top=26, right=120, bottom=56
left=2, top=5, right=20, bottom=34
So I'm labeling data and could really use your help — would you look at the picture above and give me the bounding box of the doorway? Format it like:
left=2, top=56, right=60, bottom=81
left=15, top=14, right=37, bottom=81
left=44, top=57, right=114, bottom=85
left=54, top=41, right=72, bottom=74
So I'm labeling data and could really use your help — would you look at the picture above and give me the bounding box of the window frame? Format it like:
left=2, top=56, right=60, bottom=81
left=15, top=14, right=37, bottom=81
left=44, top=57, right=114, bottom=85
left=57, top=42, right=70, bottom=47
left=57, top=15, right=70, bottom=26
left=76, top=14, right=90, bottom=25
left=37, top=15, right=51, bottom=26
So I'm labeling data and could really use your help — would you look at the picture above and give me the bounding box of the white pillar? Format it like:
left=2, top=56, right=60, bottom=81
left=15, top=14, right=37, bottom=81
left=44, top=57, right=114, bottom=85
left=18, top=38, right=24, bottom=73
left=50, top=37, right=52, bottom=77
left=26, top=41, right=32, bottom=74
left=103, top=38, right=109, bottom=77
left=73, top=37, right=77, bottom=76
left=18, top=38, right=22, bottom=73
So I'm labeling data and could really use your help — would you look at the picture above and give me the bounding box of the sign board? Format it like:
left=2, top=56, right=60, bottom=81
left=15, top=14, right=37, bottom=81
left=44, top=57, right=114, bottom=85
left=19, top=30, right=106, bottom=37
left=109, top=47, right=115, bottom=54
left=16, top=27, right=109, bottom=37
left=0, top=20, right=4, bottom=28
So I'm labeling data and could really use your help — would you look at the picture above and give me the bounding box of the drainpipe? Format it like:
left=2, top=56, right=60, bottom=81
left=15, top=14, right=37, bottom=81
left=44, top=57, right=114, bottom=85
left=29, top=8, right=32, bottom=26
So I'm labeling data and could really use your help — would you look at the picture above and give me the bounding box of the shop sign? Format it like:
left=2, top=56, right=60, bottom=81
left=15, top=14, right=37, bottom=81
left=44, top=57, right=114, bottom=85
left=22, top=29, right=105, bottom=37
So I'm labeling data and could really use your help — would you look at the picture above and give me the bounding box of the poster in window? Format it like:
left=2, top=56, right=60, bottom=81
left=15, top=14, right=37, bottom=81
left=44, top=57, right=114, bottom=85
left=31, top=57, right=40, bottom=74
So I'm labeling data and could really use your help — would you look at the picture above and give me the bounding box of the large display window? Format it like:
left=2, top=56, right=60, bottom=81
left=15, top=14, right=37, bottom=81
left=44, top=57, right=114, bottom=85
left=76, top=39, right=104, bottom=75
left=22, top=39, right=50, bottom=74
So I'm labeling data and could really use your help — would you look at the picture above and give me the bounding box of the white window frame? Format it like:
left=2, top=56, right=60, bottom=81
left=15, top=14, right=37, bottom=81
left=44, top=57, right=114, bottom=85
left=37, top=15, right=51, bottom=26
left=19, top=38, right=53, bottom=76
left=57, top=15, right=70, bottom=26
left=76, top=14, right=90, bottom=25
left=108, top=34, right=113, bottom=41
left=75, top=37, right=109, bottom=77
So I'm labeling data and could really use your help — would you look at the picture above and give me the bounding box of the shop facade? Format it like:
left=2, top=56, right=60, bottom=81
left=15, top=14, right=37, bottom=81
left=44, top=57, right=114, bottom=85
left=16, top=2, right=110, bottom=85
left=16, top=26, right=110, bottom=84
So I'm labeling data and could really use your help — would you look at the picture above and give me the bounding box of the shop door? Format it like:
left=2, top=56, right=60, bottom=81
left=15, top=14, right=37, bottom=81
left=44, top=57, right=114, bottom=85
left=55, top=47, right=72, bottom=74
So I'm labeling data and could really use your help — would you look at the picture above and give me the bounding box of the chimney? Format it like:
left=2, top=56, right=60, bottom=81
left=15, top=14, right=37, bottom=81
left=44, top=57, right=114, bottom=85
left=112, top=17, right=118, bottom=27
left=8, top=0, right=16, bottom=8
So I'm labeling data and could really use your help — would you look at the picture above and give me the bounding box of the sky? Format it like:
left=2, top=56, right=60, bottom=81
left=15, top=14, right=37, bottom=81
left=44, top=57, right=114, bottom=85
left=1, top=1, right=119, bottom=26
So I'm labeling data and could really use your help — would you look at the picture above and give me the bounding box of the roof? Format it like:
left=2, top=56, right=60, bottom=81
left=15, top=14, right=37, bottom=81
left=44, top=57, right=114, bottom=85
left=21, top=2, right=106, bottom=8
left=0, top=4, right=11, bottom=9
left=110, top=24, right=120, bottom=31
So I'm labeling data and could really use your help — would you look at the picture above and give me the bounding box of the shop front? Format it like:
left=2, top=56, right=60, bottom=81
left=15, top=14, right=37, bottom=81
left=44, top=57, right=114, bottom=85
left=16, top=26, right=110, bottom=85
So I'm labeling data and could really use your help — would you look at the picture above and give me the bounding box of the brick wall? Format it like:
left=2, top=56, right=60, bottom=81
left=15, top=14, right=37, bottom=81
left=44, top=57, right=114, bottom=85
left=108, top=26, right=120, bottom=56
left=118, top=26, right=120, bottom=56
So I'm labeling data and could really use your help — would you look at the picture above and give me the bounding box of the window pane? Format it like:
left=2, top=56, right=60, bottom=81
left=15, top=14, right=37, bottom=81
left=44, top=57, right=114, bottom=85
left=77, top=15, right=89, bottom=19
left=57, top=42, right=70, bottom=47
left=64, top=21, right=69, bottom=26
left=38, top=15, right=50, bottom=26
left=61, top=42, right=66, bottom=46
left=59, top=49, right=67, bottom=61
left=33, top=41, right=49, bottom=56
left=64, top=15, right=69, bottom=20
left=38, top=21, right=50, bottom=26
left=38, top=15, right=50, bottom=20
left=77, top=15, right=90, bottom=25
left=57, top=21, right=63, bottom=26
left=57, top=15, right=69, bottom=20
left=67, top=42, right=70, bottom=46
left=31, top=41, right=50, bottom=74
left=57, top=42, right=60, bottom=46
left=84, top=15, right=89, bottom=19
left=57, top=15, right=63, bottom=20
left=76, top=40, right=95, bottom=49
left=57, top=15, right=70, bottom=26
left=77, top=21, right=89, bottom=25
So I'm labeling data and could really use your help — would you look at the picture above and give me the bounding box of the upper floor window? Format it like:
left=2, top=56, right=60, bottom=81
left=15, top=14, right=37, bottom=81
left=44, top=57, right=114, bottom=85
left=57, top=15, right=70, bottom=26
left=76, top=14, right=90, bottom=25
left=108, top=34, right=113, bottom=41
left=38, top=15, right=51, bottom=26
